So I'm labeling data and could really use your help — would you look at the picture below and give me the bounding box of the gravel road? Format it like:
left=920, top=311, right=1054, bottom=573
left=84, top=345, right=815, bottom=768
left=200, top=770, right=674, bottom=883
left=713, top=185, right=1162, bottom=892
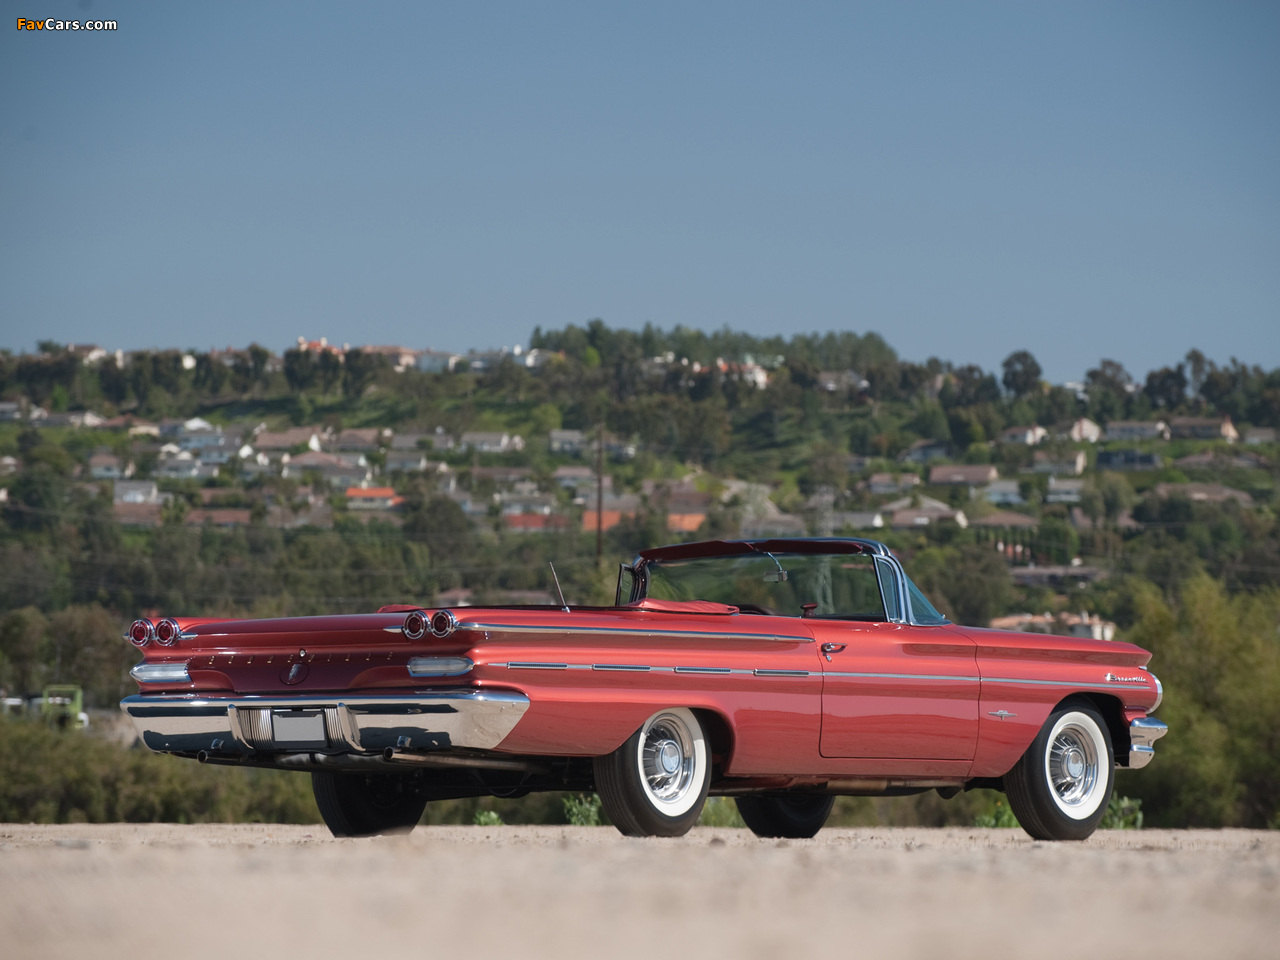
left=1, top=824, right=1277, bottom=959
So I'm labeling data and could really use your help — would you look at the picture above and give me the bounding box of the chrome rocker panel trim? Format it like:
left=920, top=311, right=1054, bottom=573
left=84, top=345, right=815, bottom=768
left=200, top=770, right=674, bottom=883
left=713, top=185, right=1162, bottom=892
left=120, top=689, right=529, bottom=757
left=1127, top=716, right=1168, bottom=769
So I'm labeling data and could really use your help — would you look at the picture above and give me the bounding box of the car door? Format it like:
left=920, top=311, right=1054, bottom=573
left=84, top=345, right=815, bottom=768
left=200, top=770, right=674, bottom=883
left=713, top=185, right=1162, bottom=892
left=815, top=619, right=980, bottom=760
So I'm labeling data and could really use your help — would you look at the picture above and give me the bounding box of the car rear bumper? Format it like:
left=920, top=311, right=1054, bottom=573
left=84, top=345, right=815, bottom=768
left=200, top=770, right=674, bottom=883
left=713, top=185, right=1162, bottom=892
left=120, top=689, right=530, bottom=757
left=1127, top=716, right=1168, bottom=769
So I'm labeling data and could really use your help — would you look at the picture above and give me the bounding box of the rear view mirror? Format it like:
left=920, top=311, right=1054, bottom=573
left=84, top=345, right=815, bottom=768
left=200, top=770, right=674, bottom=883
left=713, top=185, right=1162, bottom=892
left=762, top=570, right=789, bottom=583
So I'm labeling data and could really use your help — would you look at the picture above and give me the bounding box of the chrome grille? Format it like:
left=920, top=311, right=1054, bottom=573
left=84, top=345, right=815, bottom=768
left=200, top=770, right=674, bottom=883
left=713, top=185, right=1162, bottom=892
left=239, top=707, right=273, bottom=749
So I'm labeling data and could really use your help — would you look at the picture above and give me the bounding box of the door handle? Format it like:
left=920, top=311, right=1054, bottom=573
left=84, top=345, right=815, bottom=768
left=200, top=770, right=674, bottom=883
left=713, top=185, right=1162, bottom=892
left=821, top=642, right=847, bottom=662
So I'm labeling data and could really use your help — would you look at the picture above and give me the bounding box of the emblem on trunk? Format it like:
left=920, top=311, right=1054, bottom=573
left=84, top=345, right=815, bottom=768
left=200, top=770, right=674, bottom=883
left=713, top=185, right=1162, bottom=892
left=281, top=662, right=309, bottom=685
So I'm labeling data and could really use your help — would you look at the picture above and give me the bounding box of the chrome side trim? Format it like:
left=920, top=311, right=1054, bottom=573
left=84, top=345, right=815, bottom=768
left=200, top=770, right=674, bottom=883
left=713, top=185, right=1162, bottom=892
left=455, top=622, right=815, bottom=644
left=120, top=690, right=530, bottom=756
left=754, top=669, right=811, bottom=678
left=1127, top=716, right=1168, bottom=769
left=129, top=662, right=191, bottom=684
left=674, top=666, right=734, bottom=675
left=983, top=675, right=1152, bottom=692
left=592, top=664, right=651, bottom=672
left=827, top=671, right=980, bottom=682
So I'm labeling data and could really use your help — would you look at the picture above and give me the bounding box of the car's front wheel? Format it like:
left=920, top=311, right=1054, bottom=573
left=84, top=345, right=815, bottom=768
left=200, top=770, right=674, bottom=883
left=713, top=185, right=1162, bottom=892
left=1004, top=701, right=1114, bottom=841
left=311, top=771, right=428, bottom=837
left=594, top=707, right=710, bottom=837
left=736, top=794, right=834, bottom=838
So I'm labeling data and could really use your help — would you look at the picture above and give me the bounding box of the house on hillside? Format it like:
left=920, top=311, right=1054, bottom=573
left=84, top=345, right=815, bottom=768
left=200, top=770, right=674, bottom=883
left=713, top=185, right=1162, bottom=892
left=983, top=480, right=1024, bottom=506
left=549, top=429, right=586, bottom=455
left=253, top=425, right=330, bottom=453
left=890, top=507, right=968, bottom=529
left=1244, top=427, right=1275, bottom=446
left=40, top=410, right=107, bottom=429
left=1169, top=416, right=1238, bottom=442
left=345, top=487, right=403, bottom=511
left=929, top=464, right=998, bottom=486
left=285, top=450, right=371, bottom=487
left=1096, top=449, right=1162, bottom=471
left=899, top=439, right=950, bottom=464
left=1001, top=425, right=1048, bottom=446
left=1066, top=418, right=1102, bottom=443
left=582, top=493, right=642, bottom=533
left=1152, top=483, right=1252, bottom=506
left=831, top=511, right=884, bottom=531
left=89, top=451, right=132, bottom=480
left=1028, top=450, right=1087, bottom=475
left=817, top=370, right=870, bottom=394
left=384, top=449, right=428, bottom=473
left=184, top=508, right=252, bottom=528
left=334, top=428, right=386, bottom=451
left=357, top=345, right=418, bottom=371
left=1046, top=477, right=1085, bottom=504
left=113, top=480, right=162, bottom=504
left=1105, top=420, right=1170, bottom=441
left=459, top=431, right=524, bottom=453
left=868, top=473, right=920, bottom=495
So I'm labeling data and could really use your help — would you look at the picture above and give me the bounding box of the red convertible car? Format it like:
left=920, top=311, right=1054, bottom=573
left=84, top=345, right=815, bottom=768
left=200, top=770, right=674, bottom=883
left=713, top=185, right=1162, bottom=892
left=121, top=537, right=1166, bottom=841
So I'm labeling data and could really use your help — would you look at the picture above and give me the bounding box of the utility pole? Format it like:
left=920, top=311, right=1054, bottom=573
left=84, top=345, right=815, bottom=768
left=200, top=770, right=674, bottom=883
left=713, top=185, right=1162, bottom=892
left=595, top=420, right=605, bottom=568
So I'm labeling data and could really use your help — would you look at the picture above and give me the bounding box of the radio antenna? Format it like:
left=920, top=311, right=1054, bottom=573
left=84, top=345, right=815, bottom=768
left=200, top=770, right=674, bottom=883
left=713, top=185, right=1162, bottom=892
left=548, top=561, right=570, bottom=613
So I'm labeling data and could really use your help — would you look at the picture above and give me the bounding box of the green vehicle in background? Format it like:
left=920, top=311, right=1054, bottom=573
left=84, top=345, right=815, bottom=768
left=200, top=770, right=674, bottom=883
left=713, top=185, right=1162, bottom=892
left=40, top=685, right=88, bottom=728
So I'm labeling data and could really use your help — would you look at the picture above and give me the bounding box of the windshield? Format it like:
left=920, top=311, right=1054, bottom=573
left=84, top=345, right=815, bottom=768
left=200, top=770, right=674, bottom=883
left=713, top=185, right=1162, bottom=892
left=643, top=552, right=887, bottom=620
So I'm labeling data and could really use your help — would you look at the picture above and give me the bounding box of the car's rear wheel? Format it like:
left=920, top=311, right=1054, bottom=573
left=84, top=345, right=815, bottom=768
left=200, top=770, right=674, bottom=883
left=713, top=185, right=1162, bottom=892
left=594, top=707, right=710, bottom=837
left=311, top=771, right=428, bottom=837
left=735, top=794, right=834, bottom=838
left=1004, top=701, right=1114, bottom=841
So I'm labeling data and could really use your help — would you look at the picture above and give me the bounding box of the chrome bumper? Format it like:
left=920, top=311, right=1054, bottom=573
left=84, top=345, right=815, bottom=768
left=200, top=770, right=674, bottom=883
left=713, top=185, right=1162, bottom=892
left=1127, top=716, right=1168, bottom=769
left=120, top=689, right=529, bottom=757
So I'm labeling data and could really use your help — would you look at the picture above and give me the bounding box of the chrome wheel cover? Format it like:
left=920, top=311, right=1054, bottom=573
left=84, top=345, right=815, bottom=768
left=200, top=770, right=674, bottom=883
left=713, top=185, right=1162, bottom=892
left=1043, top=711, right=1108, bottom=819
left=635, top=709, right=706, bottom=817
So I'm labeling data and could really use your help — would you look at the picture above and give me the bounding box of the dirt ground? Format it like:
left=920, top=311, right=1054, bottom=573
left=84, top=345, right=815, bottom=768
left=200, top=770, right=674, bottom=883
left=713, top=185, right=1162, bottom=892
left=1, top=824, right=1277, bottom=960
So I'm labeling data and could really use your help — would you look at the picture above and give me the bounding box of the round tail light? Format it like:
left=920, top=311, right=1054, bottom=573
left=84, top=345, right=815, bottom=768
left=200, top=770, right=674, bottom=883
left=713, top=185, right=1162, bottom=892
left=155, top=618, right=180, bottom=646
left=430, top=609, right=458, bottom=638
left=403, top=610, right=427, bottom=640
left=129, top=619, right=155, bottom=647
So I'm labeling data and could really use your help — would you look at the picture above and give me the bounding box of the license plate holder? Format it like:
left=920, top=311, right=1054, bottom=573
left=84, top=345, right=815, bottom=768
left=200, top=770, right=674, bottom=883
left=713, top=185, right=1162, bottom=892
left=272, top=709, right=327, bottom=748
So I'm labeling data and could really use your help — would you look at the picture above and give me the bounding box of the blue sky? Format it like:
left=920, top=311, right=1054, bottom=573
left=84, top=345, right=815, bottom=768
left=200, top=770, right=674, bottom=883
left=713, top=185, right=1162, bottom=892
left=2, top=1, right=1277, bottom=382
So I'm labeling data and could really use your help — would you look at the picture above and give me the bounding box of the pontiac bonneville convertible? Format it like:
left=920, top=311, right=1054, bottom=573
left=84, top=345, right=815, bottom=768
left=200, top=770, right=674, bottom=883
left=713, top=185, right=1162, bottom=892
left=121, top=538, right=1166, bottom=841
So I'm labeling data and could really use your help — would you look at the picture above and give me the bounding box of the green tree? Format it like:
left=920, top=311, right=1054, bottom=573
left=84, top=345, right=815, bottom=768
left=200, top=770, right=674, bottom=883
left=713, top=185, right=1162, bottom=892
left=1001, top=350, right=1042, bottom=398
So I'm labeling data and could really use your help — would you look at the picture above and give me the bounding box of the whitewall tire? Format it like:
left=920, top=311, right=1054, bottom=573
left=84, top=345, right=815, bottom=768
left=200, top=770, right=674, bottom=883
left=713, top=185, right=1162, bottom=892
left=595, top=707, right=710, bottom=837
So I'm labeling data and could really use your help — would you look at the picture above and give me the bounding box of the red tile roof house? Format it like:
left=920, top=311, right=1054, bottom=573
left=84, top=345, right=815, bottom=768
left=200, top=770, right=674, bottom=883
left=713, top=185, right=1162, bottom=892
left=344, top=487, right=404, bottom=510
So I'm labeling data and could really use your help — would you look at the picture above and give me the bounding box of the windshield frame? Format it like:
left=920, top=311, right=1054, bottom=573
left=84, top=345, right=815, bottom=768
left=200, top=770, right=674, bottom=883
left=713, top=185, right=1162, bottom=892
left=624, top=538, right=950, bottom=626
